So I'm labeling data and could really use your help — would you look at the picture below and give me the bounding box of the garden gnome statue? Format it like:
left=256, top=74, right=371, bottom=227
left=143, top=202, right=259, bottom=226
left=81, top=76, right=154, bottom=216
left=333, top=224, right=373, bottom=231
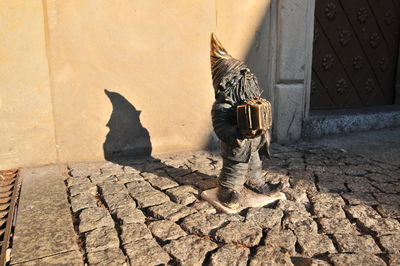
left=202, top=33, right=285, bottom=212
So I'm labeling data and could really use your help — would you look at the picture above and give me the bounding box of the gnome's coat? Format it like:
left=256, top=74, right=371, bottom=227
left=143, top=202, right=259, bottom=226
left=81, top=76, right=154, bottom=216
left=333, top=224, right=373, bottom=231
left=210, top=33, right=271, bottom=192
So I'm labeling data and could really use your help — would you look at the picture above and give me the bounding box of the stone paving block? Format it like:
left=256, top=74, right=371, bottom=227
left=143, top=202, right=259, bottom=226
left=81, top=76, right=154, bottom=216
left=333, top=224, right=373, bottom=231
left=85, top=227, right=120, bottom=252
left=308, top=192, right=345, bottom=206
left=111, top=203, right=145, bottom=224
left=318, top=181, right=348, bottom=193
left=191, top=200, right=217, bottom=214
left=90, top=174, right=118, bottom=184
left=264, top=171, right=290, bottom=188
left=148, top=220, right=186, bottom=242
left=318, top=218, right=358, bottom=234
left=375, top=204, right=400, bottom=218
left=78, top=207, right=114, bottom=233
left=163, top=235, right=217, bottom=266
left=214, top=221, right=263, bottom=247
left=289, top=170, right=315, bottom=181
left=69, top=162, right=101, bottom=177
left=374, top=192, right=400, bottom=205
left=282, top=188, right=309, bottom=204
left=341, top=192, right=378, bottom=206
left=144, top=173, right=179, bottom=190
left=120, top=223, right=152, bottom=245
left=291, top=257, right=332, bottom=266
left=296, top=232, right=336, bottom=256
left=70, top=193, right=97, bottom=213
left=130, top=190, right=170, bottom=208
left=209, top=244, right=250, bottom=266
left=249, top=245, right=294, bottom=266
left=365, top=171, right=395, bottom=182
left=65, top=176, right=91, bottom=187
left=13, top=250, right=83, bottom=266
left=371, top=182, right=400, bottom=194
left=328, top=253, right=386, bottom=266
left=384, top=253, right=400, bottom=266
left=86, top=248, right=128, bottom=266
left=116, top=173, right=142, bottom=184
left=100, top=166, right=124, bottom=177
left=347, top=181, right=380, bottom=193
left=276, top=200, right=308, bottom=213
left=164, top=167, right=193, bottom=178
left=282, top=211, right=318, bottom=233
left=369, top=218, right=400, bottom=236
left=68, top=183, right=97, bottom=197
left=147, top=201, right=192, bottom=221
left=166, top=185, right=199, bottom=205
left=264, top=228, right=297, bottom=255
left=123, top=165, right=141, bottom=175
left=246, top=207, right=283, bottom=229
left=98, top=182, right=128, bottom=195
left=180, top=212, right=242, bottom=236
left=333, top=234, right=381, bottom=253
left=124, top=238, right=171, bottom=266
left=313, top=202, right=346, bottom=218
left=344, top=205, right=381, bottom=228
left=289, top=178, right=317, bottom=193
left=125, top=179, right=154, bottom=194
left=342, top=165, right=368, bottom=176
left=102, top=192, right=135, bottom=211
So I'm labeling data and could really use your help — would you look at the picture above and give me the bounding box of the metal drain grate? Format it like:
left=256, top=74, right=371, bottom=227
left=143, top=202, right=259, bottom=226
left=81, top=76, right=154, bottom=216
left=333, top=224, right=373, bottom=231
left=0, top=170, right=21, bottom=265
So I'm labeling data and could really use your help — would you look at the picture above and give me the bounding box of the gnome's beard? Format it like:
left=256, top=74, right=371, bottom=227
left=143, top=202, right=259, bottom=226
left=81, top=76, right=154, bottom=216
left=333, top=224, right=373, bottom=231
left=218, top=70, right=262, bottom=105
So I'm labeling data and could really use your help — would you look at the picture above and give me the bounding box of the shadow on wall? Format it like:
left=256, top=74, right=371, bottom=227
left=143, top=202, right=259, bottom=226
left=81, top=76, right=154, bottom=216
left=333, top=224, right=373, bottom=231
left=103, top=89, right=152, bottom=160
left=103, top=89, right=218, bottom=191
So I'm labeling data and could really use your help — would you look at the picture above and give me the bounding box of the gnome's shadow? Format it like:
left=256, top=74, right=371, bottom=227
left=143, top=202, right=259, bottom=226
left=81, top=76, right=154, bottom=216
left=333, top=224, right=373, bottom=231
left=103, top=89, right=152, bottom=160
left=103, top=89, right=217, bottom=191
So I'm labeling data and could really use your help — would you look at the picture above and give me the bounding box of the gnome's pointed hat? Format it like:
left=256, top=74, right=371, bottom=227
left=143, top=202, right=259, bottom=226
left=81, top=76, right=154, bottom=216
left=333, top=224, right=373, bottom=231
left=210, top=33, right=245, bottom=93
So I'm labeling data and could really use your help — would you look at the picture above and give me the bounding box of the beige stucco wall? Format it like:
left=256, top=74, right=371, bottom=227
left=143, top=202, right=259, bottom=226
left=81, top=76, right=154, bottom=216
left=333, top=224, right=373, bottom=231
left=0, top=0, right=57, bottom=169
left=0, top=0, right=272, bottom=168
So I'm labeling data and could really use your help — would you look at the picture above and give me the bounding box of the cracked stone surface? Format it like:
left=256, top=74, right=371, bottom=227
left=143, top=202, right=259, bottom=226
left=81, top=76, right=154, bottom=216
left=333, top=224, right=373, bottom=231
left=249, top=245, right=294, bottom=266
left=124, top=239, right=170, bottom=266
left=78, top=207, right=114, bottom=233
left=333, top=234, right=381, bottom=253
left=214, top=221, right=263, bottom=247
left=110, top=203, right=145, bottom=224
left=318, top=218, right=358, bottom=234
left=102, top=192, right=136, bottom=211
left=163, top=235, right=217, bottom=266
left=84, top=227, right=120, bottom=252
left=147, top=201, right=195, bottom=221
left=166, top=185, right=199, bottom=205
left=378, top=234, right=400, bottom=253
left=120, top=223, right=152, bottom=245
left=328, top=253, right=386, bottom=266
left=209, top=244, right=250, bottom=266
left=264, top=228, right=297, bottom=255
left=148, top=220, right=186, bottom=242
left=296, top=232, right=336, bottom=256
left=246, top=207, right=284, bottom=229
left=181, top=212, right=243, bottom=236
left=13, top=142, right=400, bottom=265
left=282, top=211, right=318, bottom=233
left=86, top=248, right=128, bottom=266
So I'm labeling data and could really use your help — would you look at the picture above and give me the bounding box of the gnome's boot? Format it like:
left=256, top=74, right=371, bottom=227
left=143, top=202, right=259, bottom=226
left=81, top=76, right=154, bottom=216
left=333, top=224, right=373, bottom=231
left=217, top=185, right=243, bottom=209
left=245, top=155, right=280, bottom=194
left=217, top=158, right=247, bottom=209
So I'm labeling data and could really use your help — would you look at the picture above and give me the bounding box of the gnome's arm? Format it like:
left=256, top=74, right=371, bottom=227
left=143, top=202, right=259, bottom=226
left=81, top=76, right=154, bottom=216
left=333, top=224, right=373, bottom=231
left=211, top=101, right=242, bottom=146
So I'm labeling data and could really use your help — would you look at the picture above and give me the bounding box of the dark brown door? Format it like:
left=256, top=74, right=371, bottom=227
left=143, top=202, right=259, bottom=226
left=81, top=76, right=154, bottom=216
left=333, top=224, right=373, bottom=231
left=311, top=0, right=400, bottom=109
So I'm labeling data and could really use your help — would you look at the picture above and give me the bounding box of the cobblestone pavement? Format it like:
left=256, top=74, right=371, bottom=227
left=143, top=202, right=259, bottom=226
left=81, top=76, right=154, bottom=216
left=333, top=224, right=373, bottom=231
left=60, top=142, right=400, bottom=266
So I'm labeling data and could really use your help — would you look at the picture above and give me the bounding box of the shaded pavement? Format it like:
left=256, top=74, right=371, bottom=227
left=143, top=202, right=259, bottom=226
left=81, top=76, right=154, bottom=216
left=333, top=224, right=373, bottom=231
left=10, top=127, right=400, bottom=265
